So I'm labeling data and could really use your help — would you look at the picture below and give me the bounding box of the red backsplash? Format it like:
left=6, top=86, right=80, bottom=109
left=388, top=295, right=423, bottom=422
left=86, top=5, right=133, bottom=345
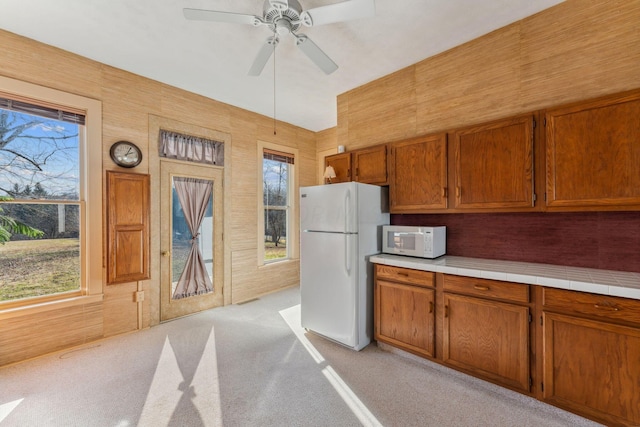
left=391, top=212, right=640, bottom=273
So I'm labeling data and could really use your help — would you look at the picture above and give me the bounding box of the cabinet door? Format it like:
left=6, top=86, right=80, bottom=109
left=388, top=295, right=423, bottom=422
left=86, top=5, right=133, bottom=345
left=443, top=293, right=530, bottom=392
left=543, top=312, right=640, bottom=426
left=451, top=115, right=534, bottom=209
left=545, top=90, right=640, bottom=208
left=353, top=144, right=387, bottom=185
left=106, top=171, right=150, bottom=284
left=324, top=152, right=351, bottom=183
left=375, top=279, right=435, bottom=358
left=389, top=133, right=448, bottom=212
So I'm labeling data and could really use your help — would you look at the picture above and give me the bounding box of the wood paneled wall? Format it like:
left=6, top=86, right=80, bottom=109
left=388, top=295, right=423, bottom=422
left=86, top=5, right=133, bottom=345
left=337, top=0, right=640, bottom=149
left=0, top=26, right=316, bottom=365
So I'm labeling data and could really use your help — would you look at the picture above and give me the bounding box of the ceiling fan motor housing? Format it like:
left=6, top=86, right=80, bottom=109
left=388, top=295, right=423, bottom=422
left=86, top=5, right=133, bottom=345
left=264, top=0, right=304, bottom=34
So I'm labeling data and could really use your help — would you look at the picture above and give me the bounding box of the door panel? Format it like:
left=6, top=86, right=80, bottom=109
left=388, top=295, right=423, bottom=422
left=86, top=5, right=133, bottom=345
left=160, top=160, right=223, bottom=321
left=300, top=182, right=356, bottom=233
left=300, top=231, right=357, bottom=347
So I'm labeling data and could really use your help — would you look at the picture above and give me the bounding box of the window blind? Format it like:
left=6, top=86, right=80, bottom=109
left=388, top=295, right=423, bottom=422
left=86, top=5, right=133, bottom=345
left=263, top=148, right=294, bottom=164
left=0, top=96, right=86, bottom=125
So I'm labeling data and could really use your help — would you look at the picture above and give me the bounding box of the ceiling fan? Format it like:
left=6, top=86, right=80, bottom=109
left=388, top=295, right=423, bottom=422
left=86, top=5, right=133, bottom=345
left=183, top=0, right=376, bottom=76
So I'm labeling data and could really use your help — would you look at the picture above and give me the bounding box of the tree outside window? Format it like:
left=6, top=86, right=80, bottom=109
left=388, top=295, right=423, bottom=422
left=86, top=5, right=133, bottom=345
left=262, top=149, right=293, bottom=262
left=0, top=99, right=82, bottom=301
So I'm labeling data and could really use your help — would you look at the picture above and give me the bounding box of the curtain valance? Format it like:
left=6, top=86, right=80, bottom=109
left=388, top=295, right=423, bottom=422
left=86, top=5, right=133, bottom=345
left=159, top=130, right=224, bottom=165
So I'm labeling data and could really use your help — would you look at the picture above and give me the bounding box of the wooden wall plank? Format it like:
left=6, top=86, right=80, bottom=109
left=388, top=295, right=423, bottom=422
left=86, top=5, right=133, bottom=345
left=0, top=302, right=103, bottom=366
left=345, top=67, right=417, bottom=148
left=415, top=24, right=522, bottom=135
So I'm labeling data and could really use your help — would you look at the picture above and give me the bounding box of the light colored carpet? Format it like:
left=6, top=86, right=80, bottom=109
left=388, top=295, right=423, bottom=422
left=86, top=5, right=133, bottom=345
left=0, top=286, right=603, bottom=427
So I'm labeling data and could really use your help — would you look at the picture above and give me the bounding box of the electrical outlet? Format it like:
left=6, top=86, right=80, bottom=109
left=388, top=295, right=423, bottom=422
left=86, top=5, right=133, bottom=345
left=134, top=291, right=144, bottom=302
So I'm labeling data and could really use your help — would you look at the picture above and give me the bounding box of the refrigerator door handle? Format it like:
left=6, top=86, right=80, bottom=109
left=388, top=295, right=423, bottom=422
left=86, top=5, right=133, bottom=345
left=344, top=188, right=351, bottom=233
left=345, top=233, right=351, bottom=274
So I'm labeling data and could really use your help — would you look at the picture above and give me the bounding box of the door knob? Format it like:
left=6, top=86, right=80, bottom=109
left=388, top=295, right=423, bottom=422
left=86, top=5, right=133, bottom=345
left=161, top=251, right=171, bottom=257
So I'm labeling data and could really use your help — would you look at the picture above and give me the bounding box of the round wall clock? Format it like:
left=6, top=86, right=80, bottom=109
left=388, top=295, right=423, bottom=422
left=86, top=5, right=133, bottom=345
left=110, top=140, right=142, bottom=168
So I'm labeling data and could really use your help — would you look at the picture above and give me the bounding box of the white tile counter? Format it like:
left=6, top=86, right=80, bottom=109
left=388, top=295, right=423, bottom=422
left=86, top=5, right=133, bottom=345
left=370, top=254, right=640, bottom=301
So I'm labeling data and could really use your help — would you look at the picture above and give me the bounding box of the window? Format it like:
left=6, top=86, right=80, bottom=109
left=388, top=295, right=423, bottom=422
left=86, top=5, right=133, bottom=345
left=262, top=147, right=294, bottom=263
left=0, top=76, right=101, bottom=306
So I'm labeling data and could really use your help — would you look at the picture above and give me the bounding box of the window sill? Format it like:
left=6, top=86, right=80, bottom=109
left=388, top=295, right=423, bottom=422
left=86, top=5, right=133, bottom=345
left=0, top=294, right=104, bottom=321
left=259, top=258, right=299, bottom=269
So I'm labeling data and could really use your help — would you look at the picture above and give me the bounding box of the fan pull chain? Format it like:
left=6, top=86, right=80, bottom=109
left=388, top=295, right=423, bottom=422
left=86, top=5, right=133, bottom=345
left=273, top=37, right=277, bottom=135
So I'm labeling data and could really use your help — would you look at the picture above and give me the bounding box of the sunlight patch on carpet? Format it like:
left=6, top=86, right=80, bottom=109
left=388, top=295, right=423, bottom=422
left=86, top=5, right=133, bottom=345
left=0, top=398, right=23, bottom=423
left=137, top=329, right=223, bottom=426
left=280, top=304, right=382, bottom=427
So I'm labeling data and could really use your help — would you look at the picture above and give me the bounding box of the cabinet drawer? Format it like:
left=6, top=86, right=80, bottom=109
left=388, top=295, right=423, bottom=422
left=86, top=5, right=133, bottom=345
left=375, top=265, right=434, bottom=288
left=443, top=275, right=529, bottom=303
left=542, top=288, right=640, bottom=325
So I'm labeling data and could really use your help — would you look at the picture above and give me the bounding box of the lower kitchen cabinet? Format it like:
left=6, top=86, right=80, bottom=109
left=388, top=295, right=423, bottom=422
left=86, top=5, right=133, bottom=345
left=443, top=276, right=531, bottom=393
left=375, top=265, right=435, bottom=358
left=542, top=288, right=640, bottom=426
left=373, top=263, right=640, bottom=425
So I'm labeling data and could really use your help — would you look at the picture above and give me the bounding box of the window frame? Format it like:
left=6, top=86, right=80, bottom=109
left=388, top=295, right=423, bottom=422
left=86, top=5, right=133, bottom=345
left=0, top=75, right=102, bottom=312
left=257, top=141, right=298, bottom=266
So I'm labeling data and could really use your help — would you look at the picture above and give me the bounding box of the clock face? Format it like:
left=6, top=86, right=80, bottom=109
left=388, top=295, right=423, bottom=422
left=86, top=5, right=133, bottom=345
left=110, top=141, right=142, bottom=168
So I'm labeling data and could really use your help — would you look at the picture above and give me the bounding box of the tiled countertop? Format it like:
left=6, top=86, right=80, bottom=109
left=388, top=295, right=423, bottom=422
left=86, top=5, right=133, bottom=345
left=370, top=254, right=640, bottom=301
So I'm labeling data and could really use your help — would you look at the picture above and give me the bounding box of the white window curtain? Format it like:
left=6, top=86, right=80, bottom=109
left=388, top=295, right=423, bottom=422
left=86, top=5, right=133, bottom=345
left=159, top=130, right=224, bottom=165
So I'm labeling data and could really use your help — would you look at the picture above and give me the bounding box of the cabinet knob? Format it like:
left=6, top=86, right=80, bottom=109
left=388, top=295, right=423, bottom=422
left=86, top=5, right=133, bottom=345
left=473, top=285, right=490, bottom=291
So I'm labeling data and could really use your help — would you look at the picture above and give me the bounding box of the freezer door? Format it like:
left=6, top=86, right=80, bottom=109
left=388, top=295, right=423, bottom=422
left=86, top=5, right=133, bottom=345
left=300, top=182, right=357, bottom=233
left=300, top=231, right=358, bottom=348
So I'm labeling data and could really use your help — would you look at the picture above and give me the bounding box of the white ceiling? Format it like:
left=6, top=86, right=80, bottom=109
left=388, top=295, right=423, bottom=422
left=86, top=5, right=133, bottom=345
left=0, top=0, right=564, bottom=132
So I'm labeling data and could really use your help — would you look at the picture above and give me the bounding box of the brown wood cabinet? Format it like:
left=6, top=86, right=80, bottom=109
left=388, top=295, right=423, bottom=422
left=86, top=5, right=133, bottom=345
left=324, top=152, right=351, bottom=184
left=352, top=144, right=388, bottom=185
left=325, top=144, right=388, bottom=185
left=375, top=265, right=436, bottom=358
left=373, top=262, right=640, bottom=424
left=106, top=171, right=150, bottom=284
left=541, top=288, right=640, bottom=426
left=389, top=133, right=448, bottom=212
left=545, top=89, right=640, bottom=210
left=450, top=114, right=535, bottom=210
left=442, top=275, right=531, bottom=393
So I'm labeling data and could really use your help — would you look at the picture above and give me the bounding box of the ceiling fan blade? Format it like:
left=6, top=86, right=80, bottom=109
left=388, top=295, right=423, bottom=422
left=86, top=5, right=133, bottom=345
left=248, top=37, right=279, bottom=76
left=183, top=8, right=260, bottom=26
left=300, top=0, right=375, bottom=27
left=295, top=35, right=338, bottom=75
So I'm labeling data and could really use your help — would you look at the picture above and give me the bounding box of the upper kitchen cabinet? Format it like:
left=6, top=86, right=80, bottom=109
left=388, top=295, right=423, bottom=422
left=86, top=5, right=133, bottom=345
left=545, top=89, right=640, bottom=210
left=324, top=152, right=351, bottom=184
left=389, top=133, right=448, bottom=213
left=450, top=114, right=535, bottom=210
left=352, top=144, right=388, bottom=185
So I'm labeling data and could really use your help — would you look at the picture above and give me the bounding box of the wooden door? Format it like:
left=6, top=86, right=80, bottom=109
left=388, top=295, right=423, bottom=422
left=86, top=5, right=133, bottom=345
left=443, top=293, right=530, bottom=392
left=160, top=160, right=224, bottom=321
left=542, top=312, right=640, bottom=426
left=352, top=144, right=388, bottom=185
left=389, top=133, right=448, bottom=212
left=451, top=114, right=534, bottom=209
left=324, top=152, right=351, bottom=184
left=545, top=90, right=640, bottom=209
left=376, top=280, right=435, bottom=358
left=106, top=171, right=150, bottom=284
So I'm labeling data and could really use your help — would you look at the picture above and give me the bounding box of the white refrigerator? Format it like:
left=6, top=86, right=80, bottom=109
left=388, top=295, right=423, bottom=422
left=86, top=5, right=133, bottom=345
left=300, top=181, right=389, bottom=350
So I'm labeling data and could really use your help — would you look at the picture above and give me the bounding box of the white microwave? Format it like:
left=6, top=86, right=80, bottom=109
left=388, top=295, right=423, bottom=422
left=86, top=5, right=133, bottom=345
left=382, top=225, right=446, bottom=259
